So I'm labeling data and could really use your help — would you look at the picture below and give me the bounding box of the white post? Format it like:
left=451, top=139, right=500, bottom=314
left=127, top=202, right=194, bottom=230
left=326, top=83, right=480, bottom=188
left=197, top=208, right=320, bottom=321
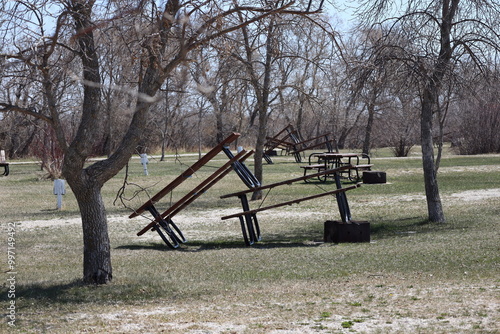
left=53, top=179, right=66, bottom=210
left=140, top=153, right=149, bottom=175
left=0, top=150, right=5, bottom=163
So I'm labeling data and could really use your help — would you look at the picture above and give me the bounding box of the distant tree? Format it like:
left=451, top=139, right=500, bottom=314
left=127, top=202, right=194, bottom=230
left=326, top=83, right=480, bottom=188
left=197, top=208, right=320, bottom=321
left=453, top=66, right=500, bottom=154
left=191, top=43, right=246, bottom=144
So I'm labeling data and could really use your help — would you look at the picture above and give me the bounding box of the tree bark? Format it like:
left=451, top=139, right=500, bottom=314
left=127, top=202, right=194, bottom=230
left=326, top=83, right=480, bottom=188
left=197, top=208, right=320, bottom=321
left=73, top=180, right=112, bottom=284
left=421, top=89, right=445, bottom=223
left=362, top=95, right=376, bottom=155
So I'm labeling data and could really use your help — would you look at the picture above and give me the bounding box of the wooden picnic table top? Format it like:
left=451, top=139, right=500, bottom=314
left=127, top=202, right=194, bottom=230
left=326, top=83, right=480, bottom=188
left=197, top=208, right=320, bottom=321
left=129, top=132, right=240, bottom=218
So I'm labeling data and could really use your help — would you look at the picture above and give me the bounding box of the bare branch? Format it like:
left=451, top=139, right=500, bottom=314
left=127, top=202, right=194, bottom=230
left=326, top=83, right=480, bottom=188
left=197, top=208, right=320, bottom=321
left=0, top=103, right=53, bottom=123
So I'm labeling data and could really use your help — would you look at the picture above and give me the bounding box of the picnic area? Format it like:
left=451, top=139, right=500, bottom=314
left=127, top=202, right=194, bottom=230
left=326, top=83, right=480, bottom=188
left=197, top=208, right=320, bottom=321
left=1, top=145, right=499, bottom=333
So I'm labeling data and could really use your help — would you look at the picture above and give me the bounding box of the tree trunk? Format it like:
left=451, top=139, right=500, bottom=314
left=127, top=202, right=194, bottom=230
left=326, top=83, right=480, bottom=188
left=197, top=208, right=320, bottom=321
left=417, top=0, right=457, bottom=224
left=421, top=89, right=445, bottom=223
left=250, top=19, right=275, bottom=201
left=251, top=109, right=267, bottom=200
left=73, top=181, right=112, bottom=284
left=362, top=99, right=375, bottom=154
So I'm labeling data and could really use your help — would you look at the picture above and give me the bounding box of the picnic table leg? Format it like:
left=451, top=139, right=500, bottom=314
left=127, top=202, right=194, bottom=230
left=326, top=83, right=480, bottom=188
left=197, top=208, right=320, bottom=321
left=263, top=153, right=273, bottom=164
left=152, top=224, right=178, bottom=249
left=1, top=164, right=8, bottom=176
left=158, top=217, right=186, bottom=243
left=222, top=146, right=260, bottom=189
left=237, top=215, right=251, bottom=246
left=293, top=151, right=302, bottom=163
left=147, top=206, right=186, bottom=248
left=238, top=194, right=261, bottom=245
left=333, top=173, right=351, bottom=223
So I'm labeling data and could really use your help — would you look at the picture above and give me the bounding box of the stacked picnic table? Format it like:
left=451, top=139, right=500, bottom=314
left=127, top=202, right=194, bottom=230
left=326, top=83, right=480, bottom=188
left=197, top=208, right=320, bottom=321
left=263, top=124, right=337, bottom=163
left=129, top=133, right=260, bottom=248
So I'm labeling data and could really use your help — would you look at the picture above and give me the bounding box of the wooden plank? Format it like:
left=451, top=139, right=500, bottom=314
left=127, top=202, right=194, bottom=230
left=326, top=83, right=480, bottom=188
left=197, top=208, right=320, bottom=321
left=221, top=184, right=361, bottom=220
left=167, top=150, right=254, bottom=219
left=265, top=137, right=296, bottom=147
left=220, top=165, right=353, bottom=199
left=291, top=139, right=332, bottom=154
left=264, top=124, right=295, bottom=152
left=136, top=150, right=253, bottom=236
left=300, top=164, right=325, bottom=169
left=129, top=132, right=240, bottom=218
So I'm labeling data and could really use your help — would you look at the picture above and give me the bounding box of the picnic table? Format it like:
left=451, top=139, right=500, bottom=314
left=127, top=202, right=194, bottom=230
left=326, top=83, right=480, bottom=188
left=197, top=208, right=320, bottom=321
left=130, top=132, right=259, bottom=248
left=220, top=165, right=361, bottom=245
left=263, top=124, right=337, bottom=163
left=301, top=152, right=372, bottom=182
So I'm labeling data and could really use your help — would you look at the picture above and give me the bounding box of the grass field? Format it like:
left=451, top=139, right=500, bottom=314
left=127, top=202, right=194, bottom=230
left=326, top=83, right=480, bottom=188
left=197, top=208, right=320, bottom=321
left=1, top=149, right=499, bottom=333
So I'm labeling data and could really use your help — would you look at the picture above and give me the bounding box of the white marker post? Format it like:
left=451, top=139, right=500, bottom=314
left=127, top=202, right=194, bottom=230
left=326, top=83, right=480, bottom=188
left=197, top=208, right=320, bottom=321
left=53, top=179, right=66, bottom=210
left=140, top=153, right=149, bottom=175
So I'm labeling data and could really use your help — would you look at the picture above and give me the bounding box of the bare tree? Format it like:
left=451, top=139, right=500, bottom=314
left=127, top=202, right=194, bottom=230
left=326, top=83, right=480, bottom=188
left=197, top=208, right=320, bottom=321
left=358, top=0, right=500, bottom=223
left=0, top=0, right=316, bottom=284
left=453, top=65, right=500, bottom=154
left=191, top=44, right=246, bottom=144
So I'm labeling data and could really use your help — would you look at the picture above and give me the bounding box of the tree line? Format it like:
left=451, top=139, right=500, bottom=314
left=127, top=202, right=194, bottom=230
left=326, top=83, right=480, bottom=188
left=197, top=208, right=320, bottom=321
left=2, top=2, right=499, bottom=163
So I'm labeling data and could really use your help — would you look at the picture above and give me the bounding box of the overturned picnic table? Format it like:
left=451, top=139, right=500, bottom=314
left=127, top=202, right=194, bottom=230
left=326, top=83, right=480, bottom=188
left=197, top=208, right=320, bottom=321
left=220, top=165, right=363, bottom=246
left=263, top=124, right=337, bottom=164
left=130, top=132, right=259, bottom=248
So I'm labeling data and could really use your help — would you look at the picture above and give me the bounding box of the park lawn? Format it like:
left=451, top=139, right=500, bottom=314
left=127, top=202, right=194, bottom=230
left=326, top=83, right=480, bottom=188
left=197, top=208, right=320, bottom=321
left=1, top=151, right=499, bottom=333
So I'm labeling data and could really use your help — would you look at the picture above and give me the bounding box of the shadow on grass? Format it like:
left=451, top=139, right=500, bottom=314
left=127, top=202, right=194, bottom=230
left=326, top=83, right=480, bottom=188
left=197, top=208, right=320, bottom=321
left=370, top=216, right=467, bottom=239
left=0, top=279, right=88, bottom=304
left=3, top=278, right=174, bottom=305
left=117, top=229, right=326, bottom=252
left=117, top=239, right=325, bottom=252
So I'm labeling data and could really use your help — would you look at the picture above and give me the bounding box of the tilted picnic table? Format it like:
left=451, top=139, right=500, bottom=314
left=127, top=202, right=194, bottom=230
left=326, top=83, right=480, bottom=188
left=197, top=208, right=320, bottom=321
left=263, top=124, right=337, bottom=164
left=130, top=132, right=260, bottom=248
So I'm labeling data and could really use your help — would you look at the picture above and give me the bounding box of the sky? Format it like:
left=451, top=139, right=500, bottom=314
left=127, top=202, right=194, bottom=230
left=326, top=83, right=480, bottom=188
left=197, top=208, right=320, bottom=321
left=324, top=0, right=359, bottom=32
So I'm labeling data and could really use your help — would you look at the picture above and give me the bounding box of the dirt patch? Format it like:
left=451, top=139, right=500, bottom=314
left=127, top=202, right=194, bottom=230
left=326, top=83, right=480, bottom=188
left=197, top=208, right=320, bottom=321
left=449, top=188, right=500, bottom=201
left=61, top=278, right=499, bottom=333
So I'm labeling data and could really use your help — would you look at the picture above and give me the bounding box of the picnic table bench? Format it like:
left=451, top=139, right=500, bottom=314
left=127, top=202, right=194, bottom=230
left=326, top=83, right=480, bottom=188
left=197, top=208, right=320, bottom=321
left=220, top=165, right=361, bottom=245
left=130, top=132, right=259, bottom=248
